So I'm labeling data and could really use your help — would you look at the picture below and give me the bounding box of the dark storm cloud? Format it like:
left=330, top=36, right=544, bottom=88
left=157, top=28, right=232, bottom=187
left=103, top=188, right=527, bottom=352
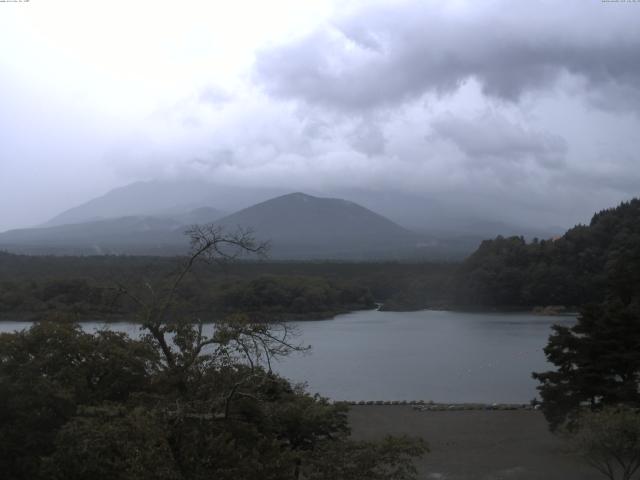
left=254, top=0, right=640, bottom=112
left=430, top=112, right=567, bottom=169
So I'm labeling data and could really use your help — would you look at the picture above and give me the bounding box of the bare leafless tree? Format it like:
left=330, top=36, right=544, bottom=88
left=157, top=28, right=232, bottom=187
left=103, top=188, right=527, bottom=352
left=112, top=224, right=306, bottom=376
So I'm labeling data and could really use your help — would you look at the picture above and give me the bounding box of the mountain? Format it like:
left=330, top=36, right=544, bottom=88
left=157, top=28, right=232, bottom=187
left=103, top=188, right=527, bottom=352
left=43, top=179, right=567, bottom=235
left=44, top=181, right=211, bottom=226
left=7, top=176, right=566, bottom=259
left=0, top=205, right=228, bottom=255
left=163, top=207, right=225, bottom=226
left=35, top=179, right=568, bottom=260
left=0, top=192, right=426, bottom=258
left=214, top=192, right=421, bottom=259
left=44, top=179, right=286, bottom=226
left=0, top=216, right=187, bottom=255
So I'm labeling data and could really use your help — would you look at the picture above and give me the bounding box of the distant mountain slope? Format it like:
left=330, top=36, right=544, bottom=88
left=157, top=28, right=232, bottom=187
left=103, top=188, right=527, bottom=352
left=39, top=178, right=565, bottom=258
left=0, top=192, right=423, bottom=258
left=215, top=192, right=421, bottom=259
left=45, top=179, right=286, bottom=226
left=0, top=205, right=229, bottom=255
left=44, top=181, right=213, bottom=226
left=0, top=216, right=187, bottom=255
left=164, top=207, right=225, bottom=226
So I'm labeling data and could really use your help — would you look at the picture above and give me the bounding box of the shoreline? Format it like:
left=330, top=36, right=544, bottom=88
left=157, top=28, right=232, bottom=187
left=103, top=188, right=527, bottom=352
left=339, top=401, right=538, bottom=411
left=0, top=305, right=578, bottom=323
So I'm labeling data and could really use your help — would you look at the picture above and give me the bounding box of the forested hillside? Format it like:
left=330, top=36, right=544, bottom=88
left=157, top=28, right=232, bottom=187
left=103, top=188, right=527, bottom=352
left=0, top=253, right=452, bottom=320
left=452, top=199, right=640, bottom=307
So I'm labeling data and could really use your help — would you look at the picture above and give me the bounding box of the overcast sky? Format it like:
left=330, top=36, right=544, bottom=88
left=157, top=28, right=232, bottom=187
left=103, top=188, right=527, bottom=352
left=1, top=0, right=639, bottom=232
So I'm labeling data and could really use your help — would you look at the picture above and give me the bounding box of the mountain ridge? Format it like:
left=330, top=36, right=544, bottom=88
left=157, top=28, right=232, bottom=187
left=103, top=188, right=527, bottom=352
left=5, top=179, right=568, bottom=259
left=0, top=191, right=426, bottom=259
left=212, top=192, right=420, bottom=259
left=44, top=179, right=287, bottom=227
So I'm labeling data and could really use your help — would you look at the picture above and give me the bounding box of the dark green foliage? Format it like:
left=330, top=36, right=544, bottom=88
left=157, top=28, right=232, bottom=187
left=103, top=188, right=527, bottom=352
left=47, top=407, right=180, bottom=480
left=0, top=255, right=454, bottom=318
left=215, top=275, right=375, bottom=319
left=532, top=200, right=640, bottom=430
left=0, top=322, right=158, bottom=479
left=454, top=199, right=640, bottom=307
left=0, top=321, right=426, bottom=480
left=0, top=227, right=426, bottom=480
left=533, top=299, right=640, bottom=431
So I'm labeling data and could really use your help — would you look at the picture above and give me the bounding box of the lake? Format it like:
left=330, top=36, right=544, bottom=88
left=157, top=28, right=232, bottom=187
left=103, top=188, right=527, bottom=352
left=0, top=310, right=573, bottom=403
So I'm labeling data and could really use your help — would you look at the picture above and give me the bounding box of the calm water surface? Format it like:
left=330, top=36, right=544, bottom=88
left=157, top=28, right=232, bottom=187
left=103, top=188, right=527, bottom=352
left=0, top=310, right=574, bottom=403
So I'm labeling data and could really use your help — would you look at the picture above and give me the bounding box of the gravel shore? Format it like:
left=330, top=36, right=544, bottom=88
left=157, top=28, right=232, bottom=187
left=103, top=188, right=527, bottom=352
left=348, top=405, right=600, bottom=480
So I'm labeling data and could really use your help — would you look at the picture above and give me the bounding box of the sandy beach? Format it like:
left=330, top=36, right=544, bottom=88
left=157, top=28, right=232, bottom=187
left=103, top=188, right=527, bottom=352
left=348, top=406, right=601, bottom=480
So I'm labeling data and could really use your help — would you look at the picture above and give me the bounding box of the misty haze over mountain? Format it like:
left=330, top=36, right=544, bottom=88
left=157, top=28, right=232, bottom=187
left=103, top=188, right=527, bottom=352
left=39, top=179, right=561, bottom=237
left=2, top=0, right=640, bottom=236
left=0, top=179, right=565, bottom=259
left=0, top=186, right=479, bottom=259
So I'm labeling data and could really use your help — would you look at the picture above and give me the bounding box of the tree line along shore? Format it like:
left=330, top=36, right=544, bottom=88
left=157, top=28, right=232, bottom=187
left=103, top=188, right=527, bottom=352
left=3, top=199, right=639, bottom=321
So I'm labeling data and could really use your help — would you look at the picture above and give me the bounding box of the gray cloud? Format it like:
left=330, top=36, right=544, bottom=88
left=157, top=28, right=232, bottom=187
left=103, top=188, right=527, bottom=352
left=2, top=0, right=639, bottom=235
left=430, top=112, right=567, bottom=169
left=348, top=119, right=386, bottom=156
left=254, top=0, right=640, bottom=112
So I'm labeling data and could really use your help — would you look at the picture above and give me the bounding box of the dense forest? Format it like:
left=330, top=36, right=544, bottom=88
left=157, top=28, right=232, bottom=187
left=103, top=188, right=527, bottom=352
left=530, top=201, right=640, bottom=434
left=0, top=253, right=453, bottom=321
left=451, top=199, right=640, bottom=308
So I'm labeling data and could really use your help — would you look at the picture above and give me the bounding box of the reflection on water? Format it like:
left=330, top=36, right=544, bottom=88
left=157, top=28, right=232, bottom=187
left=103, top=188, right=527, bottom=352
left=0, top=310, right=574, bottom=403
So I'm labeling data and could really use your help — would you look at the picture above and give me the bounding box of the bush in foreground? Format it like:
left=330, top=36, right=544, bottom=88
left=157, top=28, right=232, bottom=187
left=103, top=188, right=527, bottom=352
left=0, top=226, right=427, bottom=480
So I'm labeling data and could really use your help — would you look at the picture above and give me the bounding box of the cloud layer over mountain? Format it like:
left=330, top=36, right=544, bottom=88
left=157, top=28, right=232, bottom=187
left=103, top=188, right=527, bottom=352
left=1, top=0, right=639, bottom=232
